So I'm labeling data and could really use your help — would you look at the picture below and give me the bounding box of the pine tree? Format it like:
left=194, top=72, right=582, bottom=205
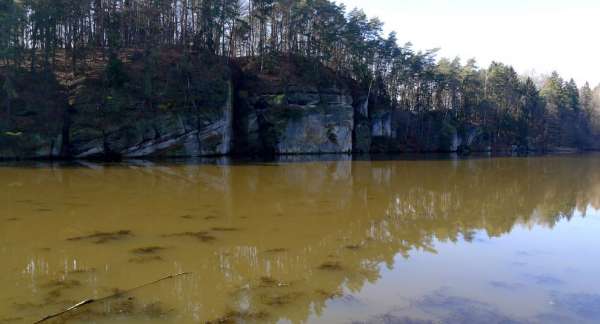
left=541, top=72, right=567, bottom=146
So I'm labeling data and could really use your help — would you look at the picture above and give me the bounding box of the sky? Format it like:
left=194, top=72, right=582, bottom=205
left=336, top=0, right=600, bottom=87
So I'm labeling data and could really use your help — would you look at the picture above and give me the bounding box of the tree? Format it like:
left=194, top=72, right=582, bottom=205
left=0, top=0, right=25, bottom=67
left=2, top=69, right=16, bottom=115
left=541, top=72, right=567, bottom=146
left=484, top=62, right=522, bottom=145
left=520, top=78, right=543, bottom=147
left=0, top=0, right=596, bottom=152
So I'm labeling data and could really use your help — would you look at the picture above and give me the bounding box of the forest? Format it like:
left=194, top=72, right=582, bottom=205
left=1, top=0, right=600, bottom=157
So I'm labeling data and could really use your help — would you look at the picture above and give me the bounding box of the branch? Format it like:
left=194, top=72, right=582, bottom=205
left=34, top=272, right=192, bottom=323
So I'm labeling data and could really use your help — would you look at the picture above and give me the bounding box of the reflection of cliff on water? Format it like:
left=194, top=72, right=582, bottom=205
left=2, top=155, right=600, bottom=323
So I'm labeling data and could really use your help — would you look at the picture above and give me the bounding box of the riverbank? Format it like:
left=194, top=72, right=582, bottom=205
left=1, top=53, right=598, bottom=160
left=2, top=151, right=599, bottom=166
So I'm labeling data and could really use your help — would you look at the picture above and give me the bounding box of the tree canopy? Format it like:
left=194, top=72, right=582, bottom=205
left=1, top=0, right=599, bottom=150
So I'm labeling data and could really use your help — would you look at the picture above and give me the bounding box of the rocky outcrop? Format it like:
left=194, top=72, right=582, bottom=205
left=352, top=98, right=459, bottom=153
left=235, top=83, right=354, bottom=155
left=3, top=57, right=593, bottom=160
left=69, top=81, right=234, bottom=158
left=352, top=96, right=372, bottom=153
left=0, top=72, right=66, bottom=160
left=0, top=132, right=63, bottom=160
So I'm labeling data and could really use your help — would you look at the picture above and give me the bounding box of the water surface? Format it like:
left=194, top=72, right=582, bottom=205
left=1, top=155, right=600, bottom=323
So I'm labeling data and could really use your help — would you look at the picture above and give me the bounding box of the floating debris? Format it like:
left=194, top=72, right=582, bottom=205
left=207, top=310, right=270, bottom=324
left=345, top=244, right=361, bottom=250
left=67, top=230, right=133, bottom=244
left=259, top=276, right=290, bottom=288
left=551, top=292, right=600, bottom=319
left=50, top=298, right=173, bottom=322
left=34, top=273, right=190, bottom=323
left=524, top=274, right=565, bottom=286
left=412, top=290, right=521, bottom=323
left=42, top=279, right=82, bottom=302
left=5, top=217, right=19, bottom=221
left=129, top=256, right=164, bottom=264
left=131, top=246, right=166, bottom=255
left=63, top=268, right=96, bottom=275
left=489, top=281, right=525, bottom=291
left=259, top=276, right=277, bottom=287
left=111, top=297, right=136, bottom=314
left=318, top=261, right=343, bottom=271
left=315, top=289, right=343, bottom=299
left=45, top=289, right=63, bottom=300
left=142, top=302, right=173, bottom=318
left=162, top=232, right=217, bottom=242
left=204, top=216, right=218, bottom=220
left=211, top=227, right=239, bottom=232
left=180, top=215, right=195, bottom=220
left=259, top=292, right=303, bottom=307
left=359, top=314, right=434, bottom=324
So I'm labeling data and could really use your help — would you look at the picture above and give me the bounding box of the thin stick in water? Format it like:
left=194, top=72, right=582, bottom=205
left=34, top=272, right=191, bottom=323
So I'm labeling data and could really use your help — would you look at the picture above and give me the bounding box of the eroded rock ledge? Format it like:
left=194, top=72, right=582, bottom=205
left=1, top=56, right=588, bottom=160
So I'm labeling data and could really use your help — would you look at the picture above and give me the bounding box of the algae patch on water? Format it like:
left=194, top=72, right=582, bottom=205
left=129, top=256, right=164, bottom=264
left=207, top=310, right=270, bottom=324
left=43, top=298, right=174, bottom=323
left=162, top=231, right=217, bottom=242
left=318, top=261, right=344, bottom=271
left=315, top=289, right=343, bottom=300
left=259, top=291, right=304, bottom=307
left=62, top=268, right=96, bottom=275
left=67, top=230, right=133, bottom=244
left=131, top=246, right=166, bottom=255
left=211, top=227, right=240, bottom=232
left=258, top=276, right=290, bottom=288
left=41, top=279, right=82, bottom=302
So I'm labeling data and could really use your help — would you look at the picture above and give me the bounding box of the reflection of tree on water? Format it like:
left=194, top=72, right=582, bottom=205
left=376, top=157, right=600, bottom=242
left=5, top=155, right=600, bottom=323
left=199, top=156, right=600, bottom=323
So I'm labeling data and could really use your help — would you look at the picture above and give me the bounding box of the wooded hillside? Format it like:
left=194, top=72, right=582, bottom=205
left=1, top=0, right=599, bottom=157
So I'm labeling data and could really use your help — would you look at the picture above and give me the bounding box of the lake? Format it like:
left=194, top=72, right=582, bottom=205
left=1, top=154, right=600, bottom=324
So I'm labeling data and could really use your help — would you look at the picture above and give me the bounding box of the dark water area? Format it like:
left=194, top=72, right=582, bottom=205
left=1, top=154, right=600, bottom=323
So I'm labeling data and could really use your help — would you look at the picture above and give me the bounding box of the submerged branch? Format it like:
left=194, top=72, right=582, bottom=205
left=34, top=272, right=192, bottom=323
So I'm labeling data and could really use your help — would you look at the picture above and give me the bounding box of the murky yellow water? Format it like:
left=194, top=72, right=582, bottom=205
left=2, top=155, right=600, bottom=324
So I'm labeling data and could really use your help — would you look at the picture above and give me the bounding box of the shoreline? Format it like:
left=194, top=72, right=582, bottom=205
left=1, top=150, right=598, bottom=166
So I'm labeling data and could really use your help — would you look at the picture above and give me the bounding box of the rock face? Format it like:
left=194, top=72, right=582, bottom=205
left=352, top=96, right=372, bottom=153
left=5, top=57, right=585, bottom=160
left=352, top=97, right=466, bottom=153
left=0, top=133, right=63, bottom=159
left=0, top=72, right=66, bottom=160
left=235, top=84, right=354, bottom=155
left=69, top=81, right=234, bottom=158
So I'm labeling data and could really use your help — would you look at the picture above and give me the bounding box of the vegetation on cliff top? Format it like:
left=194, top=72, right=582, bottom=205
left=1, top=0, right=599, bottom=155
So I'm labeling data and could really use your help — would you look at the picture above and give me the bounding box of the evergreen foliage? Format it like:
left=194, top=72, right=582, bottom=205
left=0, top=0, right=598, bottom=151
